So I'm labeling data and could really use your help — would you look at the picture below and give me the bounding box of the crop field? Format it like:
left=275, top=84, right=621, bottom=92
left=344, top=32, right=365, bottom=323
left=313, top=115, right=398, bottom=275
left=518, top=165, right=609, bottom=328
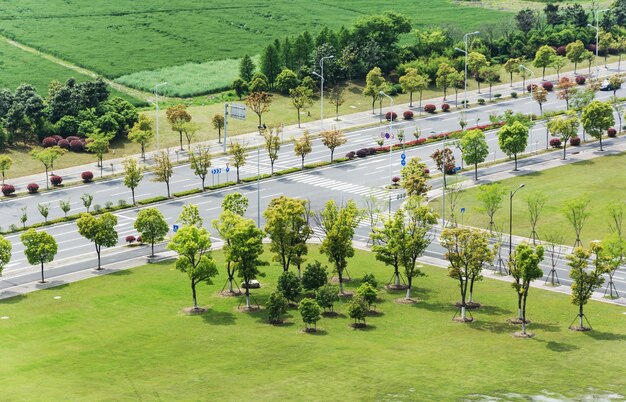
left=0, top=0, right=511, bottom=95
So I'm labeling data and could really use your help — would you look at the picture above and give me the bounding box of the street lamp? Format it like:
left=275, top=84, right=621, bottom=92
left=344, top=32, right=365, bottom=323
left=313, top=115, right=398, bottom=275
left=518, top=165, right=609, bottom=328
left=588, top=9, right=609, bottom=78
left=509, top=184, right=526, bottom=257
left=380, top=91, right=394, bottom=187
left=519, top=65, right=534, bottom=120
left=313, top=55, right=334, bottom=132
left=254, top=133, right=262, bottom=227
left=154, top=82, right=168, bottom=152
left=455, top=31, right=479, bottom=110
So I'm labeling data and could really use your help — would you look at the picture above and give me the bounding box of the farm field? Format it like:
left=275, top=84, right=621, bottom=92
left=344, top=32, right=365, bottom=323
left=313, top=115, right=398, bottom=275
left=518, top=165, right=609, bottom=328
left=448, top=150, right=626, bottom=247
left=0, top=245, right=624, bottom=400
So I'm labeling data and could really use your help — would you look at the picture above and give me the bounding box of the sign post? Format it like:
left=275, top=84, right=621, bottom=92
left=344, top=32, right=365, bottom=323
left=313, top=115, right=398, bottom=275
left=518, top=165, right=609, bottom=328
left=223, top=103, right=247, bottom=154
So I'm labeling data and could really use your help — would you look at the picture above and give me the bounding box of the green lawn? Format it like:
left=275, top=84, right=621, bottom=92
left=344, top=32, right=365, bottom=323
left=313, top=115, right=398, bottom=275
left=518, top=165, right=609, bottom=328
left=0, top=245, right=624, bottom=400
left=446, top=151, right=626, bottom=247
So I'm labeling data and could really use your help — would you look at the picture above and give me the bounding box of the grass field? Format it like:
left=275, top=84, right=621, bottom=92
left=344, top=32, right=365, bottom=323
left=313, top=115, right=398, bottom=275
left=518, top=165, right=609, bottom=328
left=446, top=151, right=626, bottom=247
left=0, top=245, right=624, bottom=400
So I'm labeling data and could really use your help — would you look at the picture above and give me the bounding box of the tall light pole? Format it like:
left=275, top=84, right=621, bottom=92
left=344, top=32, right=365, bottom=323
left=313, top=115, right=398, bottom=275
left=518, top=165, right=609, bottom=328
left=519, top=65, right=534, bottom=120
left=589, top=9, right=609, bottom=78
left=380, top=91, right=394, bottom=186
left=457, top=31, right=479, bottom=110
left=314, top=55, right=334, bottom=132
left=253, top=136, right=261, bottom=227
left=509, top=184, right=526, bottom=257
left=154, top=82, right=167, bottom=152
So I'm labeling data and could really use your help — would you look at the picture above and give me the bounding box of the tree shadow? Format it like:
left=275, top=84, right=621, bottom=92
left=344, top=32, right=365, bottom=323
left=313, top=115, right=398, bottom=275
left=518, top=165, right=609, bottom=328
left=36, top=281, right=69, bottom=290
left=478, top=304, right=513, bottom=316
left=544, top=340, right=579, bottom=352
left=201, top=310, right=236, bottom=325
left=584, top=330, right=626, bottom=341
left=106, top=269, right=133, bottom=277
left=410, top=301, right=451, bottom=312
left=468, top=320, right=511, bottom=334
left=527, top=322, right=561, bottom=333
left=0, top=293, right=27, bottom=304
left=302, top=328, right=328, bottom=336
left=350, top=323, right=377, bottom=331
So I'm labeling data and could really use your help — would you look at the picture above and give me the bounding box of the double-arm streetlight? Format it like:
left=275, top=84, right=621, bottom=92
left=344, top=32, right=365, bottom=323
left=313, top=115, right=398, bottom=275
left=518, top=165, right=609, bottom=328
left=380, top=91, right=394, bottom=187
left=312, top=55, right=334, bottom=131
left=509, top=184, right=526, bottom=257
left=153, top=82, right=168, bottom=152
left=454, top=31, right=479, bottom=110
left=519, top=65, right=535, bottom=120
left=588, top=9, right=609, bottom=78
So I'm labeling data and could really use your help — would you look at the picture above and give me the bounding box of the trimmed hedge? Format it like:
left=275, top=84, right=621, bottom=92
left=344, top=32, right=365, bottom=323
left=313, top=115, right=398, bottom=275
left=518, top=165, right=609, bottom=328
left=424, top=104, right=436, bottom=113
left=570, top=136, right=581, bottom=146
left=81, top=171, right=94, bottom=183
left=27, top=183, right=39, bottom=193
left=138, top=196, right=168, bottom=205
left=172, top=188, right=202, bottom=197
left=1, top=184, right=15, bottom=196
left=50, top=175, right=63, bottom=186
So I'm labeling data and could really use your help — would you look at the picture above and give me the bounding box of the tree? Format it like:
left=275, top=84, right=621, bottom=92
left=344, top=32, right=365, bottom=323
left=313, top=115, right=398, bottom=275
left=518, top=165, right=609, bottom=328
left=299, top=298, right=321, bottom=331
left=232, top=78, right=247, bottom=100
left=467, top=52, right=488, bottom=92
left=435, top=63, right=457, bottom=101
left=547, top=112, right=579, bottom=160
left=503, top=58, right=521, bottom=87
left=229, top=142, right=246, bottom=183
left=0, top=155, right=12, bottom=184
left=581, top=100, right=614, bottom=151
left=600, top=234, right=624, bottom=299
left=134, top=207, right=169, bottom=257
left=222, top=192, right=249, bottom=216
left=189, top=146, right=211, bottom=191
left=21, top=229, right=57, bottom=283
left=261, top=127, right=281, bottom=175
left=498, top=121, right=529, bottom=171
left=526, top=191, right=547, bottom=244
left=266, top=291, right=289, bottom=323
left=166, top=104, right=192, bottom=151
left=181, top=122, right=200, bottom=151
left=400, top=68, right=429, bottom=108
left=441, top=228, right=494, bottom=321
left=275, top=68, right=299, bottom=94
left=260, top=43, right=281, bottom=88
left=320, top=129, right=347, bottom=162
left=570, top=89, right=595, bottom=141
left=460, top=129, right=489, bottom=180
left=566, top=40, right=586, bottom=73
left=245, top=92, right=272, bottom=127
left=59, top=199, right=71, bottom=218
left=30, top=146, right=66, bottom=189
left=81, top=193, right=93, bottom=212
left=128, top=114, right=153, bottom=161
left=122, top=158, right=142, bottom=205
left=563, top=195, right=590, bottom=248
left=239, top=54, right=256, bottom=82
left=477, top=183, right=506, bottom=233
left=430, top=148, right=455, bottom=188
left=556, top=77, right=577, bottom=110
left=177, top=204, right=203, bottom=228
left=533, top=45, right=556, bottom=79
left=356, top=282, right=378, bottom=310
left=480, top=66, right=500, bottom=100
left=289, top=86, right=313, bottom=128
left=328, top=86, right=346, bottom=121
left=77, top=212, right=118, bottom=270
left=0, top=235, right=11, bottom=276
left=302, top=261, right=328, bottom=291
left=293, top=130, right=312, bottom=170
left=567, top=245, right=608, bottom=330
left=152, top=150, right=173, bottom=198
left=348, top=295, right=369, bottom=326
left=38, top=203, right=49, bottom=223
left=599, top=31, right=614, bottom=68
left=509, top=243, right=544, bottom=335
left=608, top=200, right=625, bottom=238
left=316, top=283, right=339, bottom=312
left=167, top=225, right=218, bottom=310
left=550, top=56, right=566, bottom=80
left=400, top=157, right=431, bottom=197
left=211, top=114, right=224, bottom=144
left=363, top=67, right=386, bottom=114
left=86, top=130, right=114, bottom=177
left=532, top=85, right=548, bottom=116
left=610, top=96, right=624, bottom=132
left=211, top=210, right=240, bottom=294
left=316, top=199, right=361, bottom=293
left=609, top=74, right=623, bottom=97
left=277, top=271, right=302, bottom=304
left=264, top=196, right=312, bottom=274
left=516, top=8, right=538, bottom=32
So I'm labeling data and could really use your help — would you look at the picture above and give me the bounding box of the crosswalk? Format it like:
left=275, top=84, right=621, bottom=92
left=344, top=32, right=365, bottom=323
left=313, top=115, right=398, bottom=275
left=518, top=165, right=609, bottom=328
left=287, top=173, right=389, bottom=198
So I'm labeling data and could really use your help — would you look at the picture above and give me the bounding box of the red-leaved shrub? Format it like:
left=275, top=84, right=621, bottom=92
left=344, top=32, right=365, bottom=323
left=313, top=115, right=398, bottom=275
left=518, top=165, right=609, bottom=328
left=81, top=171, right=94, bottom=183
left=27, top=183, right=39, bottom=193
left=608, top=128, right=617, bottom=137
left=42, top=137, right=57, bottom=148
left=57, top=139, right=70, bottom=150
left=70, top=140, right=84, bottom=152
left=556, top=46, right=567, bottom=56
left=126, top=235, right=136, bottom=244
left=441, top=103, right=450, bottom=112
left=549, top=138, right=562, bottom=148
left=542, top=81, right=554, bottom=91
left=1, top=184, right=15, bottom=196
left=392, top=176, right=400, bottom=184
left=385, top=111, right=398, bottom=121
left=66, top=136, right=80, bottom=143
left=423, top=168, right=430, bottom=175
left=50, top=175, right=63, bottom=186
left=570, top=136, right=581, bottom=146
left=526, top=84, right=538, bottom=93
left=52, top=135, right=64, bottom=142
left=575, top=76, right=586, bottom=85
left=403, top=110, right=414, bottom=120
left=424, top=104, right=436, bottom=113
left=137, top=236, right=143, bottom=243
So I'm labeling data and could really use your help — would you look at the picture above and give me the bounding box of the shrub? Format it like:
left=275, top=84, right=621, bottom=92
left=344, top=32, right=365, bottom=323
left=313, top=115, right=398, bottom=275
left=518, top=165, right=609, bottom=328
left=316, top=284, right=339, bottom=312
left=549, top=138, right=562, bottom=148
left=93, top=204, right=102, bottom=212
left=42, top=137, right=57, bottom=148
left=424, top=104, right=436, bottom=113
left=137, top=236, right=143, bottom=243
left=608, top=128, right=617, bottom=137
left=494, top=93, right=502, bottom=99
left=367, top=147, right=377, bottom=155
left=356, top=283, right=378, bottom=309
left=356, top=149, right=368, bottom=158
left=69, top=140, right=84, bottom=152
left=403, top=110, right=414, bottom=120
left=542, top=81, right=554, bottom=91
left=266, top=291, right=289, bottom=323
left=105, top=201, right=114, bottom=209
left=511, top=91, right=518, bottom=98
left=302, top=261, right=328, bottom=291
left=477, top=98, right=485, bottom=105
left=1, top=184, right=15, bottom=196
left=50, top=175, right=63, bottom=186
left=385, top=111, right=398, bottom=121
left=57, top=139, right=70, bottom=150
left=575, top=76, right=586, bottom=85
left=423, top=168, right=430, bottom=175
left=125, top=235, right=136, bottom=244
left=526, top=83, right=538, bottom=93
left=118, top=199, right=128, bottom=207
left=391, top=176, right=400, bottom=184
left=570, top=136, right=581, bottom=146
left=52, top=134, right=64, bottom=142
left=66, top=135, right=80, bottom=142
left=556, top=45, right=567, bottom=56
left=345, top=151, right=356, bottom=159
left=81, top=171, right=94, bottom=183
left=441, top=103, right=450, bottom=112
left=361, top=273, right=379, bottom=288
left=27, top=183, right=39, bottom=193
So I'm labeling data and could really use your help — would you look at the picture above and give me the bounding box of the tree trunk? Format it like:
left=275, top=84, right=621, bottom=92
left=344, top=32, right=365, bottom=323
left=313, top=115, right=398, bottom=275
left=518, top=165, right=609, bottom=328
left=330, top=149, right=334, bottom=163
left=574, top=61, right=578, bottom=74
left=236, top=167, right=240, bottom=183
left=514, top=153, right=518, bottom=171
left=510, top=72, right=513, bottom=87
left=141, top=144, right=145, bottom=161
left=201, top=177, right=205, bottom=192
left=297, top=108, right=301, bottom=128
left=166, top=181, right=171, bottom=198
left=409, top=91, right=413, bottom=107
left=40, top=261, right=45, bottom=283
left=600, top=136, right=604, bottom=151
left=338, top=270, right=344, bottom=293
left=245, top=285, right=251, bottom=308
left=179, top=131, right=183, bottom=151
left=395, top=267, right=400, bottom=286
left=96, top=247, right=102, bottom=270
left=419, top=93, right=423, bottom=115
left=405, top=276, right=412, bottom=300
left=579, top=304, right=584, bottom=328
left=474, top=162, right=478, bottom=180
left=301, top=156, right=305, bottom=170
left=151, top=241, right=155, bottom=257
left=218, top=128, right=222, bottom=144
left=192, top=281, right=198, bottom=308
left=563, top=143, right=567, bottom=160
left=131, top=187, right=136, bottom=205
left=522, top=288, right=529, bottom=333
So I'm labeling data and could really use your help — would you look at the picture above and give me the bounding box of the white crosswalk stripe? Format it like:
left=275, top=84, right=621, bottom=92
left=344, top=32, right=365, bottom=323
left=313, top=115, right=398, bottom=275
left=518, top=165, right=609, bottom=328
left=287, top=173, right=388, bottom=198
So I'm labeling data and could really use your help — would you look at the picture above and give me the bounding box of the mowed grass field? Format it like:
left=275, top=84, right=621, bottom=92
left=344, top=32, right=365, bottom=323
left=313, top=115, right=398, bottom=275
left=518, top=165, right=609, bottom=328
left=0, top=245, right=624, bottom=400
left=446, top=150, right=626, bottom=247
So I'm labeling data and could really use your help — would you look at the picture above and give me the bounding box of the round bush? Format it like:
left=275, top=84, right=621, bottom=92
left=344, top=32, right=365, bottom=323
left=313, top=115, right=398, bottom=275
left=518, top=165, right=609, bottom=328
left=42, top=137, right=57, bottom=148
left=526, top=84, right=538, bottom=93
left=356, top=149, right=368, bottom=158
left=81, top=171, right=94, bottom=183
left=441, top=103, right=450, bottom=112
left=367, top=147, right=377, bottom=155
left=570, top=136, right=581, bottom=146
left=556, top=45, right=567, bottom=56
left=423, top=168, right=430, bottom=175
left=542, top=81, right=554, bottom=91
left=424, top=104, right=436, bottom=113
left=69, top=140, right=84, bottom=152
left=392, top=176, right=400, bottom=184
left=136, top=236, right=143, bottom=243
left=27, top=183, right=39, bottom=193
left=608, top=128, right=617, bottom=137
left=57, top=139, right=70, bottom=150
left=403, top=110, right=414, bottom=120
left=575, top=76, right=586, bottom=85
left=52, top=135, right=64, bottom=142
left=1, top=184, right=15, bottom=196
left=549, top=138, right=562, bottom=148
left=345, top=151, right=356, bottom=159
left=511, top=91, right=518, bottom=98
left=477, top=98, right=485, bottom=105
left=66, top=135, right=80, bottom=143
left=125, top=235, right=136, bottom=244
left=385, top=111, right=398, bottom=121
left=50, top=175, right=63, bottom=186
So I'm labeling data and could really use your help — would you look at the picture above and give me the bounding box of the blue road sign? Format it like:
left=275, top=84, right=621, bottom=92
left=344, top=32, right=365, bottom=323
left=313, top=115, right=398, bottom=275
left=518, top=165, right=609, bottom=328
left=453, top=166, right=461, bottom=173
left=460, top=207, right=466, bottom=213
left=385, top=132, right=390, bottom=139
left=401, top=159, right=406, bottom=166
left=400, top=153, right=406, bottom=160
left=211, top=168, right=222, bottom=175
left=226, top=167, right=230, bottom=173
left=173, top=224, right=179, bottom=232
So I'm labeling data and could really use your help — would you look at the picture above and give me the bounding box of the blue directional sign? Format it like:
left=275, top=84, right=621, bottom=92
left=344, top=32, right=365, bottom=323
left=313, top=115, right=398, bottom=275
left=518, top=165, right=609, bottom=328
left=401, top=159, right=406, bottom=166
left=385, top=132, right=390, bottom=139
left=400, top=153, right=406, bottom=160
left=173, top=224, right=179, bottom=233
left=225, top=167, right=230, bottom=173
left=211, top=168, right=222, bottom=175
left=460, top=207, right=466, bottom=213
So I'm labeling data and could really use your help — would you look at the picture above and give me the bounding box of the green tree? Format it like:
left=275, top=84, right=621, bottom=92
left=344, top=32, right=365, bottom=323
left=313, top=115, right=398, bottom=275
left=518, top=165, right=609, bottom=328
left=277, top=271, right=302, bottom=304
left=166, top=104, right=192, bottom=151
left=239, top=54, right=256, bottom=82
left=328, top=86, right=346, bottom=121
left=566, top=40, right=586, bottom=73
left=0, top=235, right=11, bottom=276
left=347, top=295, right=369, bottom=326
left=363, top=67, right=386, bottom=114
left=229, top=142, right=246, bottom=184
left=400, top=68, right=429, bottom=108
left=356, top=282, right=378, bottom=310
left=316, top=283, right=339, bottom=312
left=581, top=100, right=614, bottom=151
left=260, top=43, right=281, bottom=88
left=86, top=130, right=113, bottom=174
left=0, top=155, right=12, bottom=184
left=533, top=45, right=556, bottom=79
left=181, top=122, right=200, bottom=151
left=122, top=158, right=143, bottom=205
left=275, top=68, right=299, bottom=94
left=316, top=199, right=362, bottom=293
left=547, top=112, right=580, bottom=160
left=177, top=204, right=203, bottom=228
left=503, top=57, right=522, bottom=87
left=77, top=212, right=118, bottom=270
left=526, top=191, right=547, bottom=244
left=400, top=157, right=431, bottom=197
left=59, top=199, right=71, bottom=218
left=467, top=52, right=488, bottom=92
left=212, top=210, right=241, bottom=294
left=460, top=129, right=489, bottom=180
left=152, top=150, right=174, bottom=198
left=222, top=192, right=248, bottom=216
left=167, top=224, right=218, bottom=310
left=211, top=114, right=225, bottom=144
left=299, top=298, right=321, bottom=331
left=480, top=66, right=500, bottom=100
left=498, top=121, right=529, bottom=171
left=302, top=261, right=328, bottom=291
left=477, top=183, right=506, bottom=233
left=563, top=195, right=590, bottom=248
left=320, top=129, right=347, bottom=162
left=21, top=229, right=57, bottom=283
left=30, top=146, right=66, bottom=189
left=509, top=243, right=544, bottom=335
left=37, top=203, right=50, bottom=223
left=245, top=92, right=272, bottom=127
left=232, top=78, right=247, bottom=100
left=134, top=207, right=169, bottom=257
left=289, top=85, right=313, bottom=128
left=293, top=130, right=312, bottom=170
left=81, top=193, right=93, bottom=212
left=128, top=114, right=153, bottom=161
left=435, top=63, right=457, bottom=101
left=550, top=56, right=567, bottom=80
left=262, top=127, right=281, bottom=175
left=266, top=291, right=289, bottom=323
left=189, top=146, right=211, bottom=191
